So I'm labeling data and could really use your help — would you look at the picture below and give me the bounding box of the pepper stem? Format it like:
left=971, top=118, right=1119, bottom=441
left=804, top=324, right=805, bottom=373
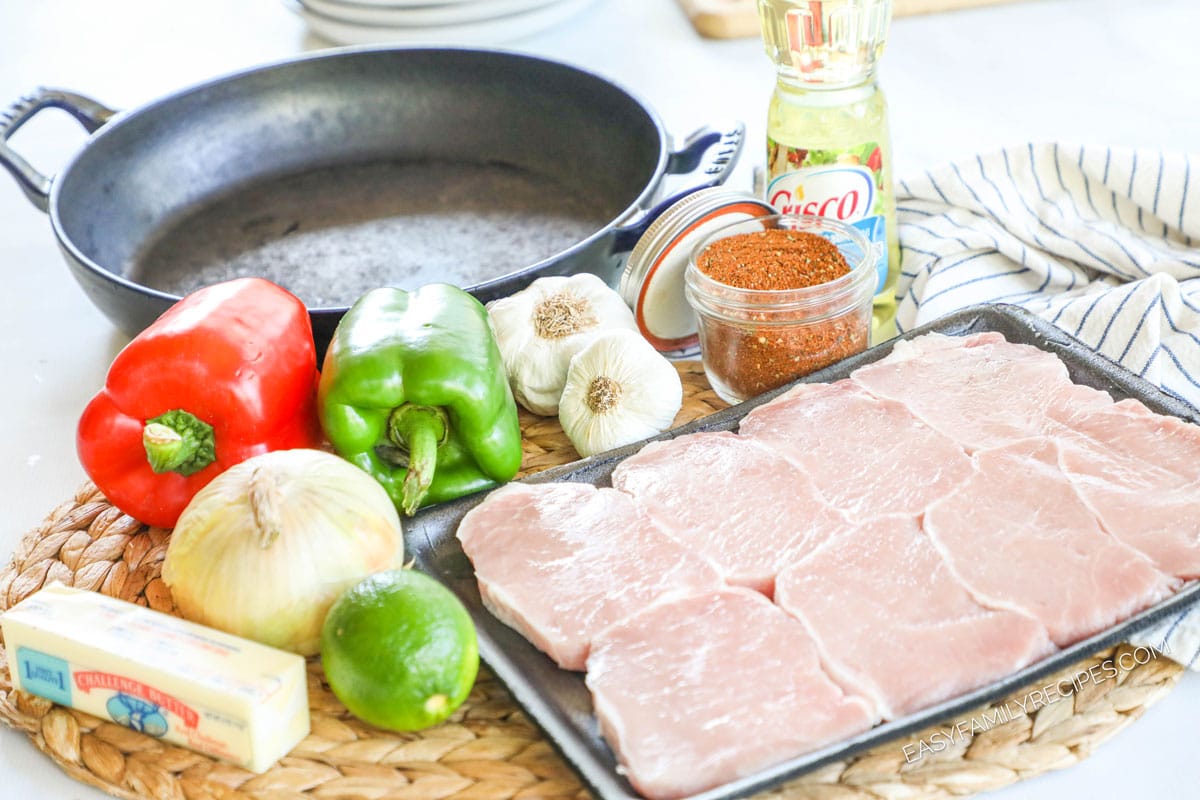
left=387, top=404, right=449, bottom=516
left=143, top=410, right=216, bottom=476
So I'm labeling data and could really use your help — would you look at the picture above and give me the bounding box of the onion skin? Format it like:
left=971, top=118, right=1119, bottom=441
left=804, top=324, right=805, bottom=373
left=162, top=449, right=404, bottom=656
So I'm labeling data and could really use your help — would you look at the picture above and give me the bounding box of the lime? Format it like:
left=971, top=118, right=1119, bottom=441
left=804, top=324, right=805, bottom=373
left=320, top=568, right=479, bottom=731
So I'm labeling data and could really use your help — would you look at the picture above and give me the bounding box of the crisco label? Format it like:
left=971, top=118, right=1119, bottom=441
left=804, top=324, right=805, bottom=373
left=769, top=165, right=874, bottom=221
left=766, top=140, right=889, bottom=292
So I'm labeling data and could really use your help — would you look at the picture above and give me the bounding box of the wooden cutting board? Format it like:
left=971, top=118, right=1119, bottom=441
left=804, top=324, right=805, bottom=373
left=680, top=0, right=1031, bottom=39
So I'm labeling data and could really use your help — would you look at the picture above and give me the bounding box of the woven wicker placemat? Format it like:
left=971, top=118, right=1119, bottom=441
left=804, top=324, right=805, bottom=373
left=0, top=361, right=1184, bottom=800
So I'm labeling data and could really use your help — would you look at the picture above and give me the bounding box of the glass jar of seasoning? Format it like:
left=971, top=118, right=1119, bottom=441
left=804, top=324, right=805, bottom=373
left=684, top=214, right=876, bottom=404
left=620, top=187, right=776, bottom=357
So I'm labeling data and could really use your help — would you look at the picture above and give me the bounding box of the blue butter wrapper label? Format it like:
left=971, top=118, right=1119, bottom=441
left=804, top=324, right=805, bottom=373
left=16, top=646, right=73, bottom=707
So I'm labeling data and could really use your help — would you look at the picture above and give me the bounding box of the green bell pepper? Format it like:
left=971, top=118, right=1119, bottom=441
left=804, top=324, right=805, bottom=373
left=319, top=284, right=522, bottom=515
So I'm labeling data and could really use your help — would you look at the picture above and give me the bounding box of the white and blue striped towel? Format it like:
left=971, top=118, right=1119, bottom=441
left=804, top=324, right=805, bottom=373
left=895, top=143, right=1200, bottom=670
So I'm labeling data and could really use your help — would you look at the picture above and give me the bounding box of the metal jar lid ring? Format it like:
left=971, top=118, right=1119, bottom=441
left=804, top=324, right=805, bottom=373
left=620, top=187, right=776, bottom=356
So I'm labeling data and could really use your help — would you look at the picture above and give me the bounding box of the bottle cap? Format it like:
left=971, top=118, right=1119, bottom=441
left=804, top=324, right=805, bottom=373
left=758, top=0, right=893, bottom=88
left=620, top=187, right=776, bottom=357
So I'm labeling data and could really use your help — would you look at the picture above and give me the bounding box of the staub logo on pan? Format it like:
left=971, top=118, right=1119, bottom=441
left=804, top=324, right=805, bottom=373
left=767, top=165, right=876, bottom=221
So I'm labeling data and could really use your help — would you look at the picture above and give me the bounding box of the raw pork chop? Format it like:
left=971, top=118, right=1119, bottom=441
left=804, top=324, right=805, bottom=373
left=775, top=515, right=1053, bottom=720
left=610, top=431, right=843, bottom=596
left=585, top=589, right=878, bottom=800
left=739, top=380, right=973, bottom=519
left=883, top=329, right=1005, bottom=358
left=1056, top=399, right=1200, bottom=578
left=850, top=332, right=1112, bottom=451
left=456, top=482, right=722, bottom=670
left=1058, top=397, right=1200, bottom=485
left=923, top=438, right=1175, bottom=646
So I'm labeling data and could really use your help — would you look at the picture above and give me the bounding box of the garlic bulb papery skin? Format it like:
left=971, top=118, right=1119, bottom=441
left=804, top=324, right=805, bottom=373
left=162, top=449, right=404, bottom=656
left=486, top=273, right=638, bottom=416
left=559, top=329, right=683, bottom=458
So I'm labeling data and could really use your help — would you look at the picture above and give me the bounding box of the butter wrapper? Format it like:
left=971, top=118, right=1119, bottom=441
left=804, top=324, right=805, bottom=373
left=1, top=583, right=309, bottom=773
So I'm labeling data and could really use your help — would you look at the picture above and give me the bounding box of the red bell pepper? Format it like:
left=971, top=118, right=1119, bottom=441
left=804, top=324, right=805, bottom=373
left=77, top=278, right=323, bottom=528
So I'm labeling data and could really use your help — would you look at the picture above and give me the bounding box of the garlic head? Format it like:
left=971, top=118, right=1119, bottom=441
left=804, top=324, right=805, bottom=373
left=559, top=329, right=683, bottom=458
left=486, top=273, right=638, bottom=416
left=162, top=449, right=404, bottom=656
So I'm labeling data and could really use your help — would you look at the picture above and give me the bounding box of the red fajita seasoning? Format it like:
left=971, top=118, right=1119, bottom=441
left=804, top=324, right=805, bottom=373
left=696, top=228, right=850, bottom=290
left=685, top=215, right=876, bottom=404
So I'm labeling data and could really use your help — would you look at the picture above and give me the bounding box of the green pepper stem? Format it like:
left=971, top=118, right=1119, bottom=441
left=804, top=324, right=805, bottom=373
left=387, top=404, right=449, bottom=515
left=143, top=410, right=216, bottom=476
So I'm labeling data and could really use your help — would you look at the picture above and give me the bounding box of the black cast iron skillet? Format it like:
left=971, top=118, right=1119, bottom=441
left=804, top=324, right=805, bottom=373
left=0, top=47, right=742, bottom=352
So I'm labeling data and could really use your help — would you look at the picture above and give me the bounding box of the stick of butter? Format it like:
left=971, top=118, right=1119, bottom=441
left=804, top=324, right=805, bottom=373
left=1, top=583, right=310, bottom=773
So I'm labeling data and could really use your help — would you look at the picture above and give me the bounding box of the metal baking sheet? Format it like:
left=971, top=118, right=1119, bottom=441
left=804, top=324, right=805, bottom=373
left=406, top=302, right=1200, bottom=800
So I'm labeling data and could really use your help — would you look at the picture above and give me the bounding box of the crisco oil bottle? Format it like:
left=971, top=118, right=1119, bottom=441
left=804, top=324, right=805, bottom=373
left=757, top=0, right=899, bottom=340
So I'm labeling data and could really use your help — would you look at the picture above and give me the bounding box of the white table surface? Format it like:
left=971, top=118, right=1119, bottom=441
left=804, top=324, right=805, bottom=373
left=1, top=0, right=1198, bottom=797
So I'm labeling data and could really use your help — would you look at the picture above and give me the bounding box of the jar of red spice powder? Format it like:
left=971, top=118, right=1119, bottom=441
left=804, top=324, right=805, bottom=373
left=684, top=214, right=876, bottom=404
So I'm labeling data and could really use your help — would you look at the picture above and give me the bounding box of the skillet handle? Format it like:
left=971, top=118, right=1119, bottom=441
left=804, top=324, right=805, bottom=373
left=0, top=87, right=116, bottom=212
left=611, top=120, right=745, bottom=253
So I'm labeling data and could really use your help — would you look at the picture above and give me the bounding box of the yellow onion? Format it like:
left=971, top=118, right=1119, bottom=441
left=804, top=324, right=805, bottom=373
left=162, top=449, right=404, bottom=655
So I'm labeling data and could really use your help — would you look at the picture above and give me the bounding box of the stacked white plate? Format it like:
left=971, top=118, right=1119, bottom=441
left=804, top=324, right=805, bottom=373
left=287, top=0, right=595, bottom=46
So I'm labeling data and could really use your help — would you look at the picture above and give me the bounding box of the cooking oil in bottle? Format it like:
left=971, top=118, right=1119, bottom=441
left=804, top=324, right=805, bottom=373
left=757, top=0, right=899, bottom=340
